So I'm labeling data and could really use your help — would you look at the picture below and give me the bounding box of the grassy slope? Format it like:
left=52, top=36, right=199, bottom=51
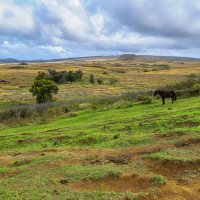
left=0, top=97, right=200, bottom=200
left=0, top=97, right=200, bottom=151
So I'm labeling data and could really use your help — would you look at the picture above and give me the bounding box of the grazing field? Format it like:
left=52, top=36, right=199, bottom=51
left=0, top=97, right=200, bottom=199
left=0, top=57, right=200, bottom=200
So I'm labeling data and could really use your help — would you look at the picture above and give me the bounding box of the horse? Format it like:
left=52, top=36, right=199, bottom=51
left=154, top=90, right=177, bottom=105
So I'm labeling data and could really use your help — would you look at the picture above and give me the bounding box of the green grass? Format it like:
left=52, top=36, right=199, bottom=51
left=0, top=189, right=143, bottom=200
left=146, top=148, right=200, bottom=163
left=0, top=96, right=200, bottom=199
left=60, top=164, right=121, bottom=182
left=0, top=97, right=200, bottom=152
left=151, top=175, right=167, bottom=186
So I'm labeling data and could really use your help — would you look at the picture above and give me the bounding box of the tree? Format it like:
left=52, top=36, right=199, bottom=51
left=89, top=74, right=95, bottom=84
left=75, top=70, right=83, bottom=80
left=67, top=71, right=76, bottom=83
left=30, top=72, right=59, bottom=103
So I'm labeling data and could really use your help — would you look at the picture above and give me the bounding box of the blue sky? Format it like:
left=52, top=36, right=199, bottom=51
left=0, top=0, right=200, bottom=59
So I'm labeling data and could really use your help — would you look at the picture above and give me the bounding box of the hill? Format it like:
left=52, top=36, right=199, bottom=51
left=118, top=54, right=200, bottom=62
left=0, top=56, right=115, bottom=64
left=118, top=54, right=137, bottom=61
left=1, top=54, right=200, bottom=64
left=0, top=58, right=20, bottom=63
left=0, top=97, right=199, bottom=199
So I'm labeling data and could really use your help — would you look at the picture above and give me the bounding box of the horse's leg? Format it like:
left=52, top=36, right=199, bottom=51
left=162, top=98, right=165, bottom=105
left=172, top=97, right=174, bottom=104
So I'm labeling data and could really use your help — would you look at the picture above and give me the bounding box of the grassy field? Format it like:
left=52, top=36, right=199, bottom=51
left=0, top=57, right=200, bottom=199
left=1, top=57, right=200, bottom=107
left=0, top=96, right=200, bottom=199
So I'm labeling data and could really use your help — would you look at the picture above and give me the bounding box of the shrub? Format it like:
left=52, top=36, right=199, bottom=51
left=79, top=103, right=89, bottom=110
left=143, top=69, right=149, bottom=72
left=190, top=84, right=200, bottom=96
left=136, top=95, right=152, bottom=104
left=89, top=74, right=95, bottom=84
left=48, top=69, right=83, bottom=84
left=97, top=78, right=103, bottom=85
left=162, top=78, right=200, bottom=97
left=0, top=103, right=56, bottom=121
left=75, top=70, right=83, bottom=80
left=164, top=79, right=198, bottom=91
left=20, top=62, right=28, bottom=65
left=151, top=175, right=167, bottom=186
left=30, top=72, right=59, bottom=103
left=186, top=74, right=198, bottom=79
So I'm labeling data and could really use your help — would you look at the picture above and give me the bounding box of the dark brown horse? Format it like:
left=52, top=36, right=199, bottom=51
left=154, top=90, right=177, bottom=105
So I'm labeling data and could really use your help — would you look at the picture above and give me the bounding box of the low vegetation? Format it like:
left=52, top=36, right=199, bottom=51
left=0, top=58, right=200, bottom=199
left=151, top=175, right=167, bottom=186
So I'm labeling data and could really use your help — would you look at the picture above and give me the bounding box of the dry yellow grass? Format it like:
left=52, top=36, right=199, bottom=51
left=0, top=58, right=199, bottom=105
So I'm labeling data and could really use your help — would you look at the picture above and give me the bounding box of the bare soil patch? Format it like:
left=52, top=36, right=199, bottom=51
left=174, top=138, right=200, bottom=148
left=70, top=174, right=152, bottom=193
left=146, top=159, right=200, bottom=178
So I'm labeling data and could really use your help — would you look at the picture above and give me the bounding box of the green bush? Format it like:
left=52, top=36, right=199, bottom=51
left=143, top=69, right=149, bottom=72
left=191, top=84, right=200, bottom=95
left=97, top=78, right=103, bottom=85
left=161, top=78, right=200, bottom=98
left=151, top=175, right=167, bottom=186
left=89, top=74, right=95, bottom=84
left=48, top=69, right=83, bottom=83
left=187, top=74, right=198, bottom=79
left=30, top=72, right=59, bottom=104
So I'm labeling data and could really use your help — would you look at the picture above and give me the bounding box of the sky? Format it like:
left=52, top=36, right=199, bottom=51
left=0, top=0, right=200, bottom=59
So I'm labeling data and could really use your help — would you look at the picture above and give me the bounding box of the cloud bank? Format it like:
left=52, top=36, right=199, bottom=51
left=0, top=0, right=200, bottom=59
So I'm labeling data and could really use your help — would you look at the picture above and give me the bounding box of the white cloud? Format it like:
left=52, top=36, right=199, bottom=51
left=0, top=0, right=35, bottom=36
left=1, top=0, right=200, bottom=59
left=39, top=45, right=72, bottom=57
left=90, top=14, right=105, bottom=34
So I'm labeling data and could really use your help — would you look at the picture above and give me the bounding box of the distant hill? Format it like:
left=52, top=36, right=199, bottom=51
left=118, top=54, right=137, bottom=61
left=118, top=54, right=200, bottom=61
left=0, top=54, right=200, bottom=64
left=0, top=56, right=116, bottom=64
left=0, top=58, right=20, bottom=63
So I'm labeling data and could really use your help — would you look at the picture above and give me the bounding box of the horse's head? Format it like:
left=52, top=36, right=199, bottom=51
left=154, top=90, right=159, bottom=96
